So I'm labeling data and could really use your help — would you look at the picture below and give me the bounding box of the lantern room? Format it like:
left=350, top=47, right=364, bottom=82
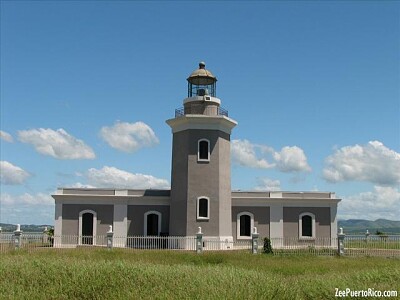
left=187, top=62, right=217, bottom=97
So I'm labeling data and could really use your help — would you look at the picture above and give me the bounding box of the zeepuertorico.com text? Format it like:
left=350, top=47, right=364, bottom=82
left=335, top=288, right=397, bottom=298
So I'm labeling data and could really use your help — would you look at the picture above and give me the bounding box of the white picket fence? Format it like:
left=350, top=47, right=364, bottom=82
left=125, top=236, right=196, bottom=250
left=1, top=232, right=399, bottom=257
left=269, top=237, right=338, bottom=256
left=0, top=233, right=250, bottom=251
left=343, top=234, right=400, bottom=257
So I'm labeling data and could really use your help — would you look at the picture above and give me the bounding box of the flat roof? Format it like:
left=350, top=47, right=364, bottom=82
left=55, top=188, right=338, bottom=199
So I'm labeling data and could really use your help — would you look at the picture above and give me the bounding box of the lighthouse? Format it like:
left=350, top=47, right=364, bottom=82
left=166, top=62, right=237, bottom=241
left=52, top=62, right=340, bottom=249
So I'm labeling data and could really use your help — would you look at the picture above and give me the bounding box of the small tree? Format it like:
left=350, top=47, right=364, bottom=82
left=263, top=237, right=273, bottom=254
left=376, top=230, right=388, bottom=241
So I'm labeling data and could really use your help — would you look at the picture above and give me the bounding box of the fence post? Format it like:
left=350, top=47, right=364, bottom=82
left=14, top=224, right=22, bottom=250
left=252, top=227, right=259, bottom=254
left=337, top=227, right=345, bottom=256
left=365, top=229, right=370, bottom=243
left=42, top=226, right=49, bottom=244
left=196, top=227, right=203, bottom=253
left=107, top=225, right=114, bottom=250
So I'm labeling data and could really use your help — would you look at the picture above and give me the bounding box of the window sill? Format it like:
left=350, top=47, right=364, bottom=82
left=197, top=159, right=210, bottom=163
left=197, top=217, right=209, bottom=221
left=237, top=236, right=252, bottom=240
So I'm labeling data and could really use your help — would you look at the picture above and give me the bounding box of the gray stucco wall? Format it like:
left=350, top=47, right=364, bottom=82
left=186, top=130, right=223, bottom=236
left=232, top=206, right=270, bottom=240
left=127, top=205, right=170, bottom=236
left=61, top=204, right=113, bottom=236
left=169, top=130, right=189, bottom=236
left=170, top=129, right=232, bottom=237
left=218, top=133, right=233, bottom=236
left=283, top=207, right=331, bottom=238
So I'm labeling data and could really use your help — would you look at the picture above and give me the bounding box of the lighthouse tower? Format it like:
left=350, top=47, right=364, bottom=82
left=166, top=62, right=237, bottom=241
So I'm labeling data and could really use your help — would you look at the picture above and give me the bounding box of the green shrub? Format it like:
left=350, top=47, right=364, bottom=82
left=263, top=237, right=273, bottom=254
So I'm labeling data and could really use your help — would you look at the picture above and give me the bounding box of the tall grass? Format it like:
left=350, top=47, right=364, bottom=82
left=1, top=249, right=399, bottom=299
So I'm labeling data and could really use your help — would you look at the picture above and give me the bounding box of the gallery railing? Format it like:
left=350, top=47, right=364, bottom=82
left=175, top=106, right=229, bottom=118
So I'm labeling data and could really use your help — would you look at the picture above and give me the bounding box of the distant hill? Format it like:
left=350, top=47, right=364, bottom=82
left=0, top=223, right=52, bottom=232
left=338, top=219, right=400, bottom=234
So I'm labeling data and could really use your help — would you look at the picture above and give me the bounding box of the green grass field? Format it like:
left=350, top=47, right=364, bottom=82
left=1, top=249, right=399, bottom=299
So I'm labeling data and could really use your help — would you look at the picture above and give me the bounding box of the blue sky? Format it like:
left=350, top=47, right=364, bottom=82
left=1, top=1, right=399, bottom=225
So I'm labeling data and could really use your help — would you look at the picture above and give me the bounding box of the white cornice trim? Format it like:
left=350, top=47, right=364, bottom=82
left=166, top=115, right=237, bottom=134
left=183, top=96, right=221, bottom=105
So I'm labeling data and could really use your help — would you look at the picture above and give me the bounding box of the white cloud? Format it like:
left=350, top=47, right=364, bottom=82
left=86, top=166, right=169, bottom=189
left=231, top=139, right=274, bottom=169
left=1, top=192, right=54, bottom=206
left=18, top=128, right=95, bottom=160
left=274, top=146, right=311, bottom=172
left=323, top=141, right=400, bottom=186
left=231, top=139, right=310, bottom=172
left=254, top=178, right=281, bottom=191
left=67, top=182, right=97, bottom=188
left=0, top=161, right=30, bottom=185
left=338, top=186, right=400, bottom=220
left=0, top=130, right=13, bottom=142
left=0, top=193, right=54, bottom=225
left=100, top=121, right=159, bottom=153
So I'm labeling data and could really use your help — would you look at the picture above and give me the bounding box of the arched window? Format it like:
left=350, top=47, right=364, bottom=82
left=197, top=197, right=210, bottom=220
left=78, top=210, right=97, bottom=245
left=299, top=212, right=316, bottom=239
left=237, top=212, right=254, bottom=240
left=198, top=139, right=210, bottom=162
left=144, top=211, right=162, bottom=236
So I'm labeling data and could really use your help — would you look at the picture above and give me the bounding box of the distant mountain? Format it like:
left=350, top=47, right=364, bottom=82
left=338, top=219, right=400, bottom=234
left=0, top=223, right=52, bottom=232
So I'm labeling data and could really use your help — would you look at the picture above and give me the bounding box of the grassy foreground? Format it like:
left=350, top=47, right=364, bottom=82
left=1, top=249, right=399, bottom=299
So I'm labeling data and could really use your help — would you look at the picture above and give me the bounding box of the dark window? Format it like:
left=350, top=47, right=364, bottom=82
left=199, top=140, right=209, bottom=160
left=302, top=215, right=312, bottom=237
left=147, top=213, right=159, bottom=236
left=198, top=198, right=208, bottom=218
left=240, top=214, right=251, bottom=236
left=82, top=213, right=93, bottom=245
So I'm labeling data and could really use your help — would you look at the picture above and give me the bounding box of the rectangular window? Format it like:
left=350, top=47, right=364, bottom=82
left=198, top=139, right=210, bottom=161
left=147, top=214, right=159, bottom=236
left=299, top=213, right=315, bottom=239
left=240, top=215, right=251, bottom=236
left=302, top=215, right=312, bottom=237
left=237, top=212, right=254, bottom=240
left=197, top=197, right=209, bottom=220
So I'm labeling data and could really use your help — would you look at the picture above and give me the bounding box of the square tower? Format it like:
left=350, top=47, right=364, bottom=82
left=166, top=63, right=237, bottom=240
